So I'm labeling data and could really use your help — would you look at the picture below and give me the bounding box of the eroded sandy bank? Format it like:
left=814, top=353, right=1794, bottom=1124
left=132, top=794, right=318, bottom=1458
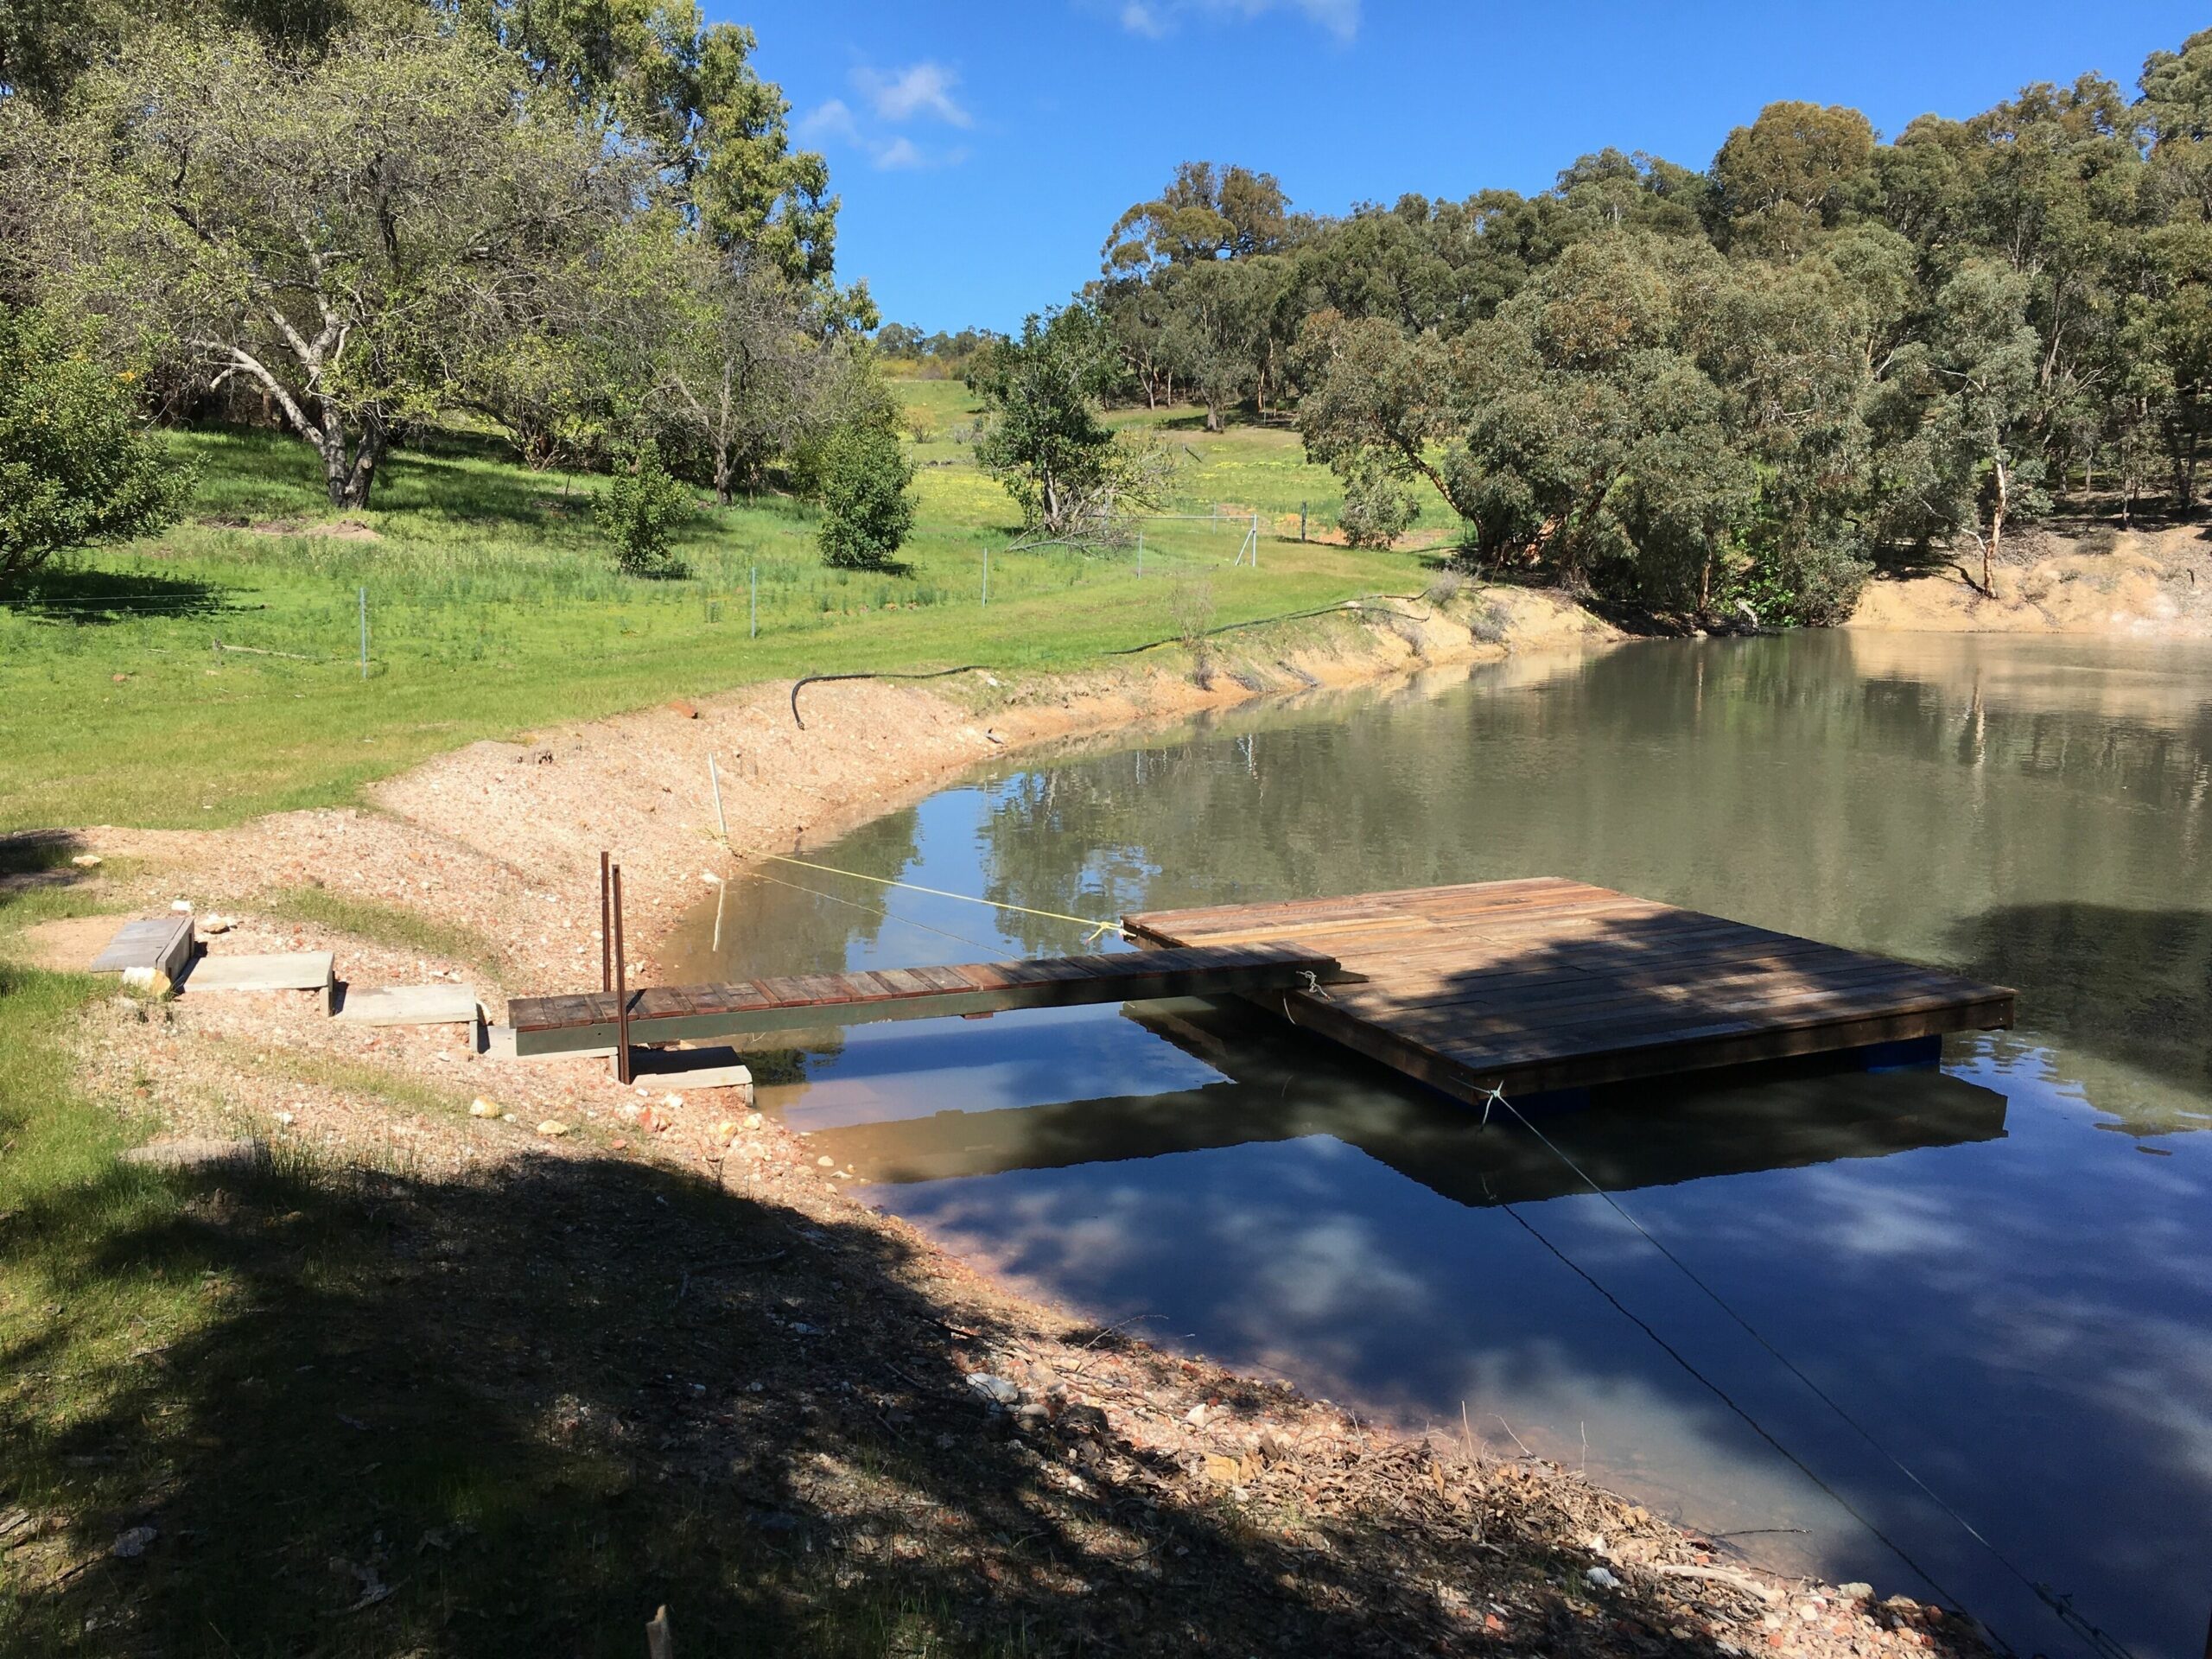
left=1848, top=524, right=2212, bottom=637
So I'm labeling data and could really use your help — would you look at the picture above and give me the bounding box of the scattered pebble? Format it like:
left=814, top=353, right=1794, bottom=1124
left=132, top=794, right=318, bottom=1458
left=965, top=1374, right=1020, bottom=1407
left=537, top=1121, right=571, bottom=1137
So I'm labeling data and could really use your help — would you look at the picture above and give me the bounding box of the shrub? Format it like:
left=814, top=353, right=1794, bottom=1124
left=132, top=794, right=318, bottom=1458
left=1421, top=567, right=1467, bottom=605
left=817, top=423, right=917, bottom=569
left=1168, top=574, right=1217, bottom=686
left=0, top=304, right=190, bottom=591
left=594, top=439, right=691, bottom=575
left=1337, top=454, right=1421, bottom=550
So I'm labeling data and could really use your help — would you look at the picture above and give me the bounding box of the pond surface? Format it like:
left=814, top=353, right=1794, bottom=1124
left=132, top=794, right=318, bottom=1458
left=670, top=630, right=2212, bottom=1659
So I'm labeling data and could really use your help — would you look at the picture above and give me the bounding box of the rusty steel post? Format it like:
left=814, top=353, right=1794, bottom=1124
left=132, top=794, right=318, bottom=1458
left=611, top=862, right=632, bottom=1085
left=600, top=850, right=612, bottom=993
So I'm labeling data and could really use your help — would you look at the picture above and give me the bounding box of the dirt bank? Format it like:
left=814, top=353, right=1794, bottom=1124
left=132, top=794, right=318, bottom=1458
left=5, top=589, right=1999, bottom=1654
left=1849, top=524, right=2212, bottom=636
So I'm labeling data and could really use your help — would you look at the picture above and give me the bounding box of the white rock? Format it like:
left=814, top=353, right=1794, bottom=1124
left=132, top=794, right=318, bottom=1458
left=1586, top=1567, right=1622, bottom=1590
left=966, top=1374, right=1020, bottom=1407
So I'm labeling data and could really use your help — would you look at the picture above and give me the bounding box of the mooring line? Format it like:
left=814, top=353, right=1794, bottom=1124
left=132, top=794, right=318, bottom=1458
left=752, top=852, right=1124, bottom=945
left=1480, top=1084, right=2137, bottom=1659
left=741, top=867, right=1005, bottom=959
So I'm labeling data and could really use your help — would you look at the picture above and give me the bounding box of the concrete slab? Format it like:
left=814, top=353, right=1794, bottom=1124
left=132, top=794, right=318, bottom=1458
left=336, top=984, right=480, bottom=1027
left=183, top=950, right=336, bottom=1014
left=120, top=1137, right=269, bottom=1173
left=629, top=1046, right=753, bottom=1091
left=89, top=914, right=195, bottom=982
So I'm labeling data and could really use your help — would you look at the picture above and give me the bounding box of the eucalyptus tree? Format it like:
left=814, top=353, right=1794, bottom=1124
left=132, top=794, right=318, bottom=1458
left=1103, top=162, right=1291, bottom=274
left=1708, top=101, right=1877, bottom=256
left=1158, top=256, right=1291, bottom=432
left=459, top=0, right=838, bottom=283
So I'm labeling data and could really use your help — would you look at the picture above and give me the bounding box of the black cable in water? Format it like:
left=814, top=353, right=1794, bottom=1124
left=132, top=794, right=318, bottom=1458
left=1484, top=1086, right=2139, bottom=1659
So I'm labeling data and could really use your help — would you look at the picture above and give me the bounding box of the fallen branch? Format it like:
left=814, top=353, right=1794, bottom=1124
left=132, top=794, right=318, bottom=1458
left=213, top=638, right=321, bottom=661
left=1652, top=1562, right=1782, bottom=1604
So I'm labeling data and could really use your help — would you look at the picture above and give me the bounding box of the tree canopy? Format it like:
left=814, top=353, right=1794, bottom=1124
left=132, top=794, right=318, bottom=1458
left=1086, top=33, right=2212, bottom=622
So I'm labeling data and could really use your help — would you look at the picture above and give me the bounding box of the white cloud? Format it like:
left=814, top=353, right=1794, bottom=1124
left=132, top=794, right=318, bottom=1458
left=1120, top=2, right=1168, bottom=37
left=855, top=61, right=973, bottom=129
left=873, top=136, right=925, bottom=171
left=794, top=98, right=860, bottom=146
left=1116, top=0, right=1359, bottom=41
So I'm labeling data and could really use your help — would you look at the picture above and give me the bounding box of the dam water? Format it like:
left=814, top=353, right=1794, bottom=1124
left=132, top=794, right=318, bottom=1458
left=670, top=630, right=2212, bottom=1659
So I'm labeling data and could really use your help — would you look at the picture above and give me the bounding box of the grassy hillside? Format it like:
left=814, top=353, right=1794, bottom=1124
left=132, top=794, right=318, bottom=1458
left=0, top=394, right=1431, bottom=830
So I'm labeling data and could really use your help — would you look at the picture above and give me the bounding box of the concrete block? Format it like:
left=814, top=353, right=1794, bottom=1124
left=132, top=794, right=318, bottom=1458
left=90, top=914, right=195, bottom=982
left=630, top=1046, right=753, bottom=1093
left=336, top=984, right=480, bottom=1027
left=183, top=950, right=336, bottom=1014
left=121, top=1137, right=269, bottom=1173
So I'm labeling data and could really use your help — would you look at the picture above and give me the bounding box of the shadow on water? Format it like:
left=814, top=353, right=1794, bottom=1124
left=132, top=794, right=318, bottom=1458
left=810, top=999, right=2010, bottom=1208
left=1945, top=903, right=2212, bottom=1123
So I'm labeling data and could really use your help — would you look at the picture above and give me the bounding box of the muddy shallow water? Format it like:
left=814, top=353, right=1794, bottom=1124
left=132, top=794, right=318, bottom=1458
left=670, top=630, right=2212, bottom=1659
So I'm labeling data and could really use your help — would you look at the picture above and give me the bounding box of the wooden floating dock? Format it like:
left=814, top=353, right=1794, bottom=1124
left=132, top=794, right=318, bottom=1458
left=1125, top=878, right=2016, bottom=1103
left=506, top=941, right=1344, bottom=1058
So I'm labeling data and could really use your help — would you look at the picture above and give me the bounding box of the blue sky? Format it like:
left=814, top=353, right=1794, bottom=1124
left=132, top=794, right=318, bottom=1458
left=726, top=2, right=2208, bottom=332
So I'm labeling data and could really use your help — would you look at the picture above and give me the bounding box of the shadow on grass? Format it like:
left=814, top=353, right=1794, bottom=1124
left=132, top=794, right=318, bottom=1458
left=0, top=832, right=84, bottom=880
left=0, top=1128, right=1779, bottom=1658
left=0, top=1152, right=1436, bottom=1654
left=1, top=569, right=225, bottom=626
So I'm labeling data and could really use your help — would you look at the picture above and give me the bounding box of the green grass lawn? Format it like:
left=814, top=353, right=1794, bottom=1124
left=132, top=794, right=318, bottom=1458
left=0, top=397, right=1431, bottom=831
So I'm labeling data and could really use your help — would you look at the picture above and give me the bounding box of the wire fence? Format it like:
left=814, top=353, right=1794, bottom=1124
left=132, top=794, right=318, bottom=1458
left=0, top=511, right=1342, bottom=676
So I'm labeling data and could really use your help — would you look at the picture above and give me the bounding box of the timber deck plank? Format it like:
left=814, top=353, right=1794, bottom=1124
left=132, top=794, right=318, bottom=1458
left=1126, top=880, right=2014, bottom=1103
left=505, top=941, right=1345, bottom=1056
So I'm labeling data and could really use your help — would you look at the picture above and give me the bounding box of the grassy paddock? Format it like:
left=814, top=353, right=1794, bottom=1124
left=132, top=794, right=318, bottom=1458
left=1, top=398, right=1429, bottom=831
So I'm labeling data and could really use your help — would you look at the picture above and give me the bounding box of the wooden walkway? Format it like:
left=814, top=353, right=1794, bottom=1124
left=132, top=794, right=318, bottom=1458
left=506, top=941, right=1343, bottom=1058
left=1124, top=878, right=2015, bottom=1102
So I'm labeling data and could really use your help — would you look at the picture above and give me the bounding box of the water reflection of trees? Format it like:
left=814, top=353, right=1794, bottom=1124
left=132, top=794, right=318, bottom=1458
left=664, top=807, right=929, bottom=1072
left=963, top=636, right=2209, bottom=1129
left=700, top=807, right=925, bottom=980
left=1948, top=906, right=2212, bottom=1136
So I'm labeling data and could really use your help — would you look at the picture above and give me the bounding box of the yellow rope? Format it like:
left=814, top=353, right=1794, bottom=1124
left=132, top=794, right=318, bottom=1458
left=742, top=867, right=1005, bottom=957
left=696, top=808, right=1123, bottom=947
left=754, top=852, right=1124, bottom=945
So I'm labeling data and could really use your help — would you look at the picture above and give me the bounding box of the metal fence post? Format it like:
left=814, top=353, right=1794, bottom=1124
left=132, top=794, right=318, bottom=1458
left=611, top=862, right=632, bottom=1085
